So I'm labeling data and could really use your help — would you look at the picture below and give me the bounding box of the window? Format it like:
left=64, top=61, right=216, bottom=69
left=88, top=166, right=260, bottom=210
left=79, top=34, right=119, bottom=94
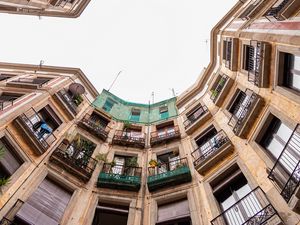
left=228, top=90, right=250, bottom=119
left=242, top=45, right=254, bottom=71
left=30, top=105, right=62, bottom=139
left=13, top=178, right=72, bottom=225
left=223, top=38, right=232, bottom=67
left=156, top=152, right=180, bottom=174
left=103, top=98, right=115, bottom=112
left=0, top=137, right=24, bottom=181
left=156, top=199, right=191, bottom=225
left=0, top=92, right=23, bottom=110
left=90, top=112, right=109, bottom=128
left=195, top=126, right=218, bottom=148
left=92, top=203, right=129, bottom=225
left=159, top=106, right=169, bottom=119
left=130, top=108, right=141, bottom=122
left=278, top=52, right=300, bottom=93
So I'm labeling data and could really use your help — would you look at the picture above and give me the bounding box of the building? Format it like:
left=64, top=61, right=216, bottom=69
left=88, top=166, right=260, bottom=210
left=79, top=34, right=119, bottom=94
left=1, top=0, right=300, bottom=225
left=0, top=0, right=91, bottom=18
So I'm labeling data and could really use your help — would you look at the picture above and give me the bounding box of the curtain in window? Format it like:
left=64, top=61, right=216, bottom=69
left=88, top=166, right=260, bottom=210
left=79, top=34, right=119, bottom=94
left=157, top=199, right=190, bottom=224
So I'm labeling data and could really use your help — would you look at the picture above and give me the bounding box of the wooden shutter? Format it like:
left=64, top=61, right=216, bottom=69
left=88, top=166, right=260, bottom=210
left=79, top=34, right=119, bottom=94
left=16, top=178, right=72, bottom=225
left=157, top=199, right=190, bottom=223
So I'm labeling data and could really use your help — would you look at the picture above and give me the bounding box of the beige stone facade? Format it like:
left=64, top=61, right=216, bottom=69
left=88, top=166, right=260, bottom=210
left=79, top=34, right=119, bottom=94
left=1, top=0, right=300, bottom=225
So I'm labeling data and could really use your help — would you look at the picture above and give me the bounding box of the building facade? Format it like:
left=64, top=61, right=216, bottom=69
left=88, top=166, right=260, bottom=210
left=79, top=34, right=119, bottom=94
left=1, top=0, right=300, bottom=225
left=0, top=0, right=91, bottom=18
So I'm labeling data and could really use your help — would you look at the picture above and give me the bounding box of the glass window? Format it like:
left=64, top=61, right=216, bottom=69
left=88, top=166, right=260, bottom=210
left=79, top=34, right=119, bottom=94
left=103, top=98, right=114, bottom=112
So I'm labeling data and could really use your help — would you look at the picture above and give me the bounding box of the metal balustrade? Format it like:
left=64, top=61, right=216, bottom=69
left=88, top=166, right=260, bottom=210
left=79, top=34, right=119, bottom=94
left=268, top=125, right=300, bottom=203
left=98, top=163, right=142, bottom=191
left=147, top=157, right=191, bottom=191
left=150, top=125, right=181, bottom=146
left=79, top=114, right=110, bottom=141
left=50, top=143, right=97, bottom=181
left=15, top=108, right=57, bottom=154
left=9, top=78, right=50, bottom=88
left=112, top=130, right=145, bottom=148
left=57, top=89, right=78, bottom=115
left=184, top=105, right=208, bottom=129
left=228, top=89, right=258, bottom=135
left=191, top=130, right=230, bottom=168
left=211, top=75, right=229, bottom=103
left=211, top=187, right=279, bottom=225
left=248, top=41, right=265, bottom=87
left=265, top=0, right=289, bottom=19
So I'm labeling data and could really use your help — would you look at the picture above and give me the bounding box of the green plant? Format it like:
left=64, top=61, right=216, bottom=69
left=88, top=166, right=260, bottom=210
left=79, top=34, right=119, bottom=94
left=0, top=146, right=5, bottom=159
left=211, top=89, right=218, bottom=98
left=149, top=159, right=158, bottom=167
left=218, top=77, right=226, bottom=86
left=73, top=95, right=83, bottom=106
left=127, top=157, right=138, bottom=167
left=95, top=153, right=108, bottom=163
left=110, top=160, right=116, bottom=167
left=0, top=177, right=10, bottom=187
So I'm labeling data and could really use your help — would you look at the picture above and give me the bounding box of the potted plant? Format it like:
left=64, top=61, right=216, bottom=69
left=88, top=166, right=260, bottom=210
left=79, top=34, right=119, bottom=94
left=211, top=90, right=218, bottom=98
left=149, top=159, right=158, bottom=167
left=73, top=95, right=83, bottom=106
left=0, top=147, right=10, bottom=190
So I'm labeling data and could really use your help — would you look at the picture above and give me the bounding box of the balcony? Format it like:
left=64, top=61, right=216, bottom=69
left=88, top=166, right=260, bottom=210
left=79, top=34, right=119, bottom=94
left=223, top=38, right=238, bottom=71
left=97, top=163, right=142, bottom=191
left=54, top=89, right=79, bottom=118
left=0, top=74, right=14, bottom=81
left=228, top=89, right=263, bottom=138
left=78, top=114, right=110, bottom=141
left=14, top=108, right=57, bottom=155
left=247, top=41, right=271, bottom=88
left=50, top=142, right=97, bottom=182
left=265, top=0, right=300, bottom=21
left=0, top=95, right=19, bottom=111
left=210, top=75, right=233, bottom=107
left=192, top=130, right=233, bottom=175
left=7, top=78, right=50, bottom=89
left=211, top=187, right=283, bottom=225
left=268, top=125, right=300, bottom=213
left=150, top=125, right=181, bottom=146
left=147, top=157, right=191, bottom=192
left=112, top=130, right=145, bottom=149
left=184, top=105, right=211, bottom=134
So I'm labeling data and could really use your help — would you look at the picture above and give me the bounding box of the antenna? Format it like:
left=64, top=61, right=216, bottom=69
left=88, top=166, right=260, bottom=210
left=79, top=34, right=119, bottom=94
left=108, top=71, right=122, bottom=92
left=39, top=60, right=44, bottom=67
left=151, top=92, right=154, bottom=104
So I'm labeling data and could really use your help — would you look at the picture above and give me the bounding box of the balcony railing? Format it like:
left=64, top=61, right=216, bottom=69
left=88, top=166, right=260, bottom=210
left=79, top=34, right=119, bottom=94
left=228, top=89, right=259, bottom=136
left=211, top=187, right=280, bottom=225
left=97, top=163, right=142, bottom=191
left=0, top=96, right=17, bottom=111
left=50, top=143, right=97, bottom=182
left=14, top=108, right=57, bottom=155
left=0, top=74, right=14, bottom=81
left=56, top=89, right=78, bottom=116
left=8, top=78, right=50, bottom=88
left=147, top=157, right=191, bottom=191
left=184, top=105, right=209, bottom=129
left=78, top=114, right=110, bottom=141
left=268, top=125, right=300, bottom=203
left=112, top=130, right=145, bottom=148
left=150, top=125, right=181, bottom=146
left=211, top=75, right=229, bottom=103
left=191, top=130, right=231, bottom=169
left=265, top=0, right=289, bottom=19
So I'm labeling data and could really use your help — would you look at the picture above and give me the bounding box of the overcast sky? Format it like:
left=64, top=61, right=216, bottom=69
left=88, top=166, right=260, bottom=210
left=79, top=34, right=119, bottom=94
left=0, top=0, right=237, bottom=103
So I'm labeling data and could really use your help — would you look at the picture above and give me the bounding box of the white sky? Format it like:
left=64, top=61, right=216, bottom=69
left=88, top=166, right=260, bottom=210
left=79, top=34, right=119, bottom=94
left=0, top=0, right=237, bottom=103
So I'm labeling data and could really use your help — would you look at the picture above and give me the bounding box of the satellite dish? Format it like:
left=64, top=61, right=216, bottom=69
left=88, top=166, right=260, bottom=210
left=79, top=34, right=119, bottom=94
left=69, top=83, right=85, bottom=96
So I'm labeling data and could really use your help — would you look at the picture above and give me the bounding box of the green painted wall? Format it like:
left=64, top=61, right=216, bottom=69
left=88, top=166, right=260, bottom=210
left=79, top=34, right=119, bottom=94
left=92, top=89, right=178, bottom=124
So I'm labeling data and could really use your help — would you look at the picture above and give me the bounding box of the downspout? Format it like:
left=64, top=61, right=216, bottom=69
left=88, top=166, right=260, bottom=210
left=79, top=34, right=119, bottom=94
left=139, top=102, right=150, bottom=225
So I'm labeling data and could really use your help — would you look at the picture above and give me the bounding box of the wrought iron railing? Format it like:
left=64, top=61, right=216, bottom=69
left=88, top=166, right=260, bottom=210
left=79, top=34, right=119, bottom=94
left=17, top=108, right=57, bottom=150
left=113, top=130, right=145, bottom=143
left=268, top=124, right=300, bottom=203
left=9, top=78, right=50, bottom=88
left=57, top=89, right=78, bottom=115
left=51, top=0, right=75, bottom=7
left=0, top=96, right=17, bottom=111
left=150, top=125, right=180, bottom=144
left=228, top=89, right=258, bottom=134
left=0, top=74, right=14, bottom=81
left=265, top=0, right=289, bottom=19
left=211, top=187, right=279, bottom=225
left=80, top=114, right=109, bottom=139
left=184, top=105, right=208, bottom=129
left=101, top=163, right=142, bottom=177
left=148, top=157, right=188, bottom=177
left=210, top=75, right=229, bottom=103
left=248, top=41, right=264, bottom=87
left=51, top=143, right=97, bottom=179
left=224, top=39, right=232, bottom=69
left=191, top=130, right=230, bottom=167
